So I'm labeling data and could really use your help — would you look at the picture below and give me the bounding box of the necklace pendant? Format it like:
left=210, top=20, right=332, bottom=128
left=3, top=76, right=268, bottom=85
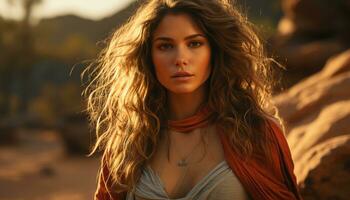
left=177, top=159, right=188, bottom=167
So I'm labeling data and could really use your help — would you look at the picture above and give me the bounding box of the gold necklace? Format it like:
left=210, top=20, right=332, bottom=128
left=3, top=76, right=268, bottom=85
left=166, top=128, right=207, bottom=167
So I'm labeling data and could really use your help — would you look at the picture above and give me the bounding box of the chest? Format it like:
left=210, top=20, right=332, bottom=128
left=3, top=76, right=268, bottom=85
left=148, top=128, right=225, bottom=199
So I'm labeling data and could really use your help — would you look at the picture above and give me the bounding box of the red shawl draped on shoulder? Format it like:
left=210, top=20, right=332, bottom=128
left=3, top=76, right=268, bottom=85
left=217, top=121, right=302, bottom=200
left=94, top=108, right=302, bottom=200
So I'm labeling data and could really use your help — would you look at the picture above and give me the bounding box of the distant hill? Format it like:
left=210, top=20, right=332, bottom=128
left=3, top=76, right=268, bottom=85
left=34, top=1, right=140, bottom=44
left=36, top=15, right=96, bottom=44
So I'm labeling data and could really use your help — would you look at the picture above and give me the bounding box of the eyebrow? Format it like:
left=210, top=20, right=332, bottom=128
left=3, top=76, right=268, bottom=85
left=153, top=34, right=206, bottom=42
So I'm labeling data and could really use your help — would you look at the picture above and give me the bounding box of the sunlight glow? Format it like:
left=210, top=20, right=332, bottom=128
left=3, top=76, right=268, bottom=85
left=0, top=0, right=134, bottom=21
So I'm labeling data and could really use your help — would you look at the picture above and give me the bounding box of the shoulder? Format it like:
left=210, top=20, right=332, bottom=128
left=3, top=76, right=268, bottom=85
left=261, top=116, right=303, bottom=199
left=94, top=151, right=125, bottom=200
left=262, top=115, right=292, bottom=161
left=262, top=114, right=287, bottom=147
left=264, top=114, right=284, bottom=134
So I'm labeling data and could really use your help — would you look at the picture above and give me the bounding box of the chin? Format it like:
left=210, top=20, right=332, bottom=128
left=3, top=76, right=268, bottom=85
left=169, top=86, right=198, bottom=94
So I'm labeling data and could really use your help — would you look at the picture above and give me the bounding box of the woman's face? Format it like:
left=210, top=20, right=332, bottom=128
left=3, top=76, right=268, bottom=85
left=151, top=13, right=211, bottom=95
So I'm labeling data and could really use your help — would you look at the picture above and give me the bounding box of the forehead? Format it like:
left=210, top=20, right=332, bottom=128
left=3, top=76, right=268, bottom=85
left=152, top=13, right=204, bottom=39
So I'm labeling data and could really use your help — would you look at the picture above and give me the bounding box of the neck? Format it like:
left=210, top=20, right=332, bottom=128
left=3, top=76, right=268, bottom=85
left=167, top=85, right=207, bottom=120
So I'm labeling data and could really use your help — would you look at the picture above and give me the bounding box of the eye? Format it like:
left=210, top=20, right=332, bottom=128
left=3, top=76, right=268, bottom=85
left=188, top=41, right=203, bottom=48
left=157, top=43, right=173, bottom=51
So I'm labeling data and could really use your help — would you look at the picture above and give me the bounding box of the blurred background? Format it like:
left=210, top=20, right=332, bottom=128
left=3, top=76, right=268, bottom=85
left=0, top=0, right=349, bottom=199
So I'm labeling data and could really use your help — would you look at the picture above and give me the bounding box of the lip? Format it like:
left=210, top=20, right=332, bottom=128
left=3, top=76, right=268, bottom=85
left=171, top=71, right=194, bottom=78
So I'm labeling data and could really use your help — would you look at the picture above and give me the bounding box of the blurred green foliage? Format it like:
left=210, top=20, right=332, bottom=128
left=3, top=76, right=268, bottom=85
left=0, top=14, right=97, bottom=127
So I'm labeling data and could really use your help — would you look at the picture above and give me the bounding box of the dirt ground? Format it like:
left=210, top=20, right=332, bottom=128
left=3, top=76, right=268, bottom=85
left=0, top=130, right=101, bottom=200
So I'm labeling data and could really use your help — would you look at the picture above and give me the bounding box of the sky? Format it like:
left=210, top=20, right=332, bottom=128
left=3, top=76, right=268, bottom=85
left=0, top=0, right=134, bottom=21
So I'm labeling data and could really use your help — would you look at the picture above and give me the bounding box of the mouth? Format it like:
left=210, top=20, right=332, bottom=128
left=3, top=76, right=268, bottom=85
left=171, top=71, right=194, bottom=78
left=172, top=75, right=194, bottom=78
left=171, top=75, right=194, bottom=81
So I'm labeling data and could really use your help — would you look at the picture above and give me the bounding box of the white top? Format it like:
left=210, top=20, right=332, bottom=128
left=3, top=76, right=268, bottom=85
left=126, top=160, right=250, bottom=200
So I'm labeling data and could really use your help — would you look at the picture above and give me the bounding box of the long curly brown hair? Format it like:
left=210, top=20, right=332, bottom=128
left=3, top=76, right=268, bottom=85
left=84, top=0, right=280, bottom=193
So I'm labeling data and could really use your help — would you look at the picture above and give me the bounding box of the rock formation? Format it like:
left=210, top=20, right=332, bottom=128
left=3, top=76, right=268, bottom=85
left=271, top=0, right=350, bottom=87
left=273, top=50, right=350, bottom=199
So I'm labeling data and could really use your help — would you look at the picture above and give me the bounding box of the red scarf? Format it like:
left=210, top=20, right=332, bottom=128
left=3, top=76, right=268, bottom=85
left=95, top=106, right=302, bottom=200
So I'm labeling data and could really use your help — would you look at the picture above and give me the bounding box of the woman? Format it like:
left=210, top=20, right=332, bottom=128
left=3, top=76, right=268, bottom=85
left=85, top=0, right=302, bottom=199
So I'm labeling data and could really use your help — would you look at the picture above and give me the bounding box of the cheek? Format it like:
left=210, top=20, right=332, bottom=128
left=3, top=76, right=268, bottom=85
left=199, top=49, right=212, bottom=75
left=152, top=53, right=168, bottom=82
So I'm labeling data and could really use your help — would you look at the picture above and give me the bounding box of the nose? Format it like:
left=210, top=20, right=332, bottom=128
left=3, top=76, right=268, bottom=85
left=174, top=46, right=189, bottom=69
left=175, top=58, right=188, bottom=68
